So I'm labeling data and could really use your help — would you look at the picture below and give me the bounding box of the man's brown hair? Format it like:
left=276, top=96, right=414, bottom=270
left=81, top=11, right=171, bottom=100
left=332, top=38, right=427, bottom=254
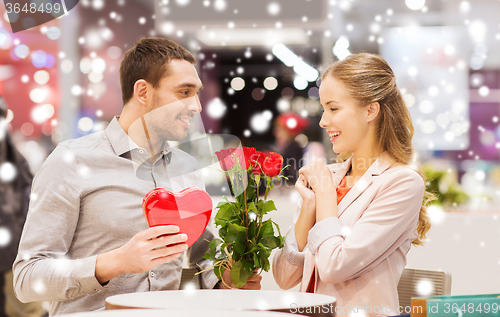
left=119, top=37, right=196, bottom=104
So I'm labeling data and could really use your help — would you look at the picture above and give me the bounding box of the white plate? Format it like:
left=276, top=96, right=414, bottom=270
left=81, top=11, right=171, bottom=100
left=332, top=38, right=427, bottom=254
left=105, top=290, right=336, bottom=312
left=60, top=309, right=296, bottom=317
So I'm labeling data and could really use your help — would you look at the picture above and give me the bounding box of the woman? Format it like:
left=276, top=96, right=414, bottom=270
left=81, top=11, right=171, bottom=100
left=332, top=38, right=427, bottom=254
left=272, top=53, right=432, bottom=317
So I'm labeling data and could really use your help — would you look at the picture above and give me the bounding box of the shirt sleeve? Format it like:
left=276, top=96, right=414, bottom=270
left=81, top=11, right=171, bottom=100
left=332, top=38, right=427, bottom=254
left=13, top=145, right=105, bottom=303
left=308, top=170, right=424, bottom=285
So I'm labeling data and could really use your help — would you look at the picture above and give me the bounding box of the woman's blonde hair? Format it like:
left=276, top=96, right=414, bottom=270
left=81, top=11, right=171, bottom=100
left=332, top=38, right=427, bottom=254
left=322, top=52, right=433, bottom=246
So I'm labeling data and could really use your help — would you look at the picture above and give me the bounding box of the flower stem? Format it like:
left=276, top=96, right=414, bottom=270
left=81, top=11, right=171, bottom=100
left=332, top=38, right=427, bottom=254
left=255, top=175, right=260, bottom=198
left=244, top=180, right=248, bottom=246
left=264, top=177, right=270, bottom=200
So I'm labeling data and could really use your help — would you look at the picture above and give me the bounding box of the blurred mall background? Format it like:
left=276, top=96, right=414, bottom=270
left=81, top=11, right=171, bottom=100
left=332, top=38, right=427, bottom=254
left=1, top=0, right=500, bottom=298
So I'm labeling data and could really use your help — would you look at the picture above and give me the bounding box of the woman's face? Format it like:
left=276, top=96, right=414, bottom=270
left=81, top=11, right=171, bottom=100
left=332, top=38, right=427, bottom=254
left=318, top=76, right=371, bottom=154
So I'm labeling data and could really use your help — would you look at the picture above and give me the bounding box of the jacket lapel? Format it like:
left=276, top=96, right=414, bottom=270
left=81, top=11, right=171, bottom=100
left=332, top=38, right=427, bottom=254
left=328, top=157, right=351, bottom=188
left=335, top=155, right=392, bottom=217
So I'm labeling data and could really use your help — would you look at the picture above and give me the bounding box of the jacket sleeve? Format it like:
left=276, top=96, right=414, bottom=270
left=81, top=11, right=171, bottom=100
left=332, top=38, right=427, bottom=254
left=272, top=198, right=306, bottom=290
left=308, top=169, right=424, bottom=285
left=13, top=146, right=105, bottom=303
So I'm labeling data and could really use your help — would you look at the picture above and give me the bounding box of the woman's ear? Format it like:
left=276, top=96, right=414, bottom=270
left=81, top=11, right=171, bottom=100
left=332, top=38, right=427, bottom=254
left=366, top=102, right=380, bottom=123
left=133, top=79, right=149, bottom=107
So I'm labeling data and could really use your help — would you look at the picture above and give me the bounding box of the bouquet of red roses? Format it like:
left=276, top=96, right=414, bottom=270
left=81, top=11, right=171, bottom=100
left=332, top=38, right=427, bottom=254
left=203, top=147, right=286, bottom=288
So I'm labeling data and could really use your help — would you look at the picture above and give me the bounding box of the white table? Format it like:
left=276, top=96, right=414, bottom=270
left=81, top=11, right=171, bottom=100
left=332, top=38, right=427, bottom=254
left=106, top=290, right=336, bottom=317
left=59, top=309, right=297, bottom=317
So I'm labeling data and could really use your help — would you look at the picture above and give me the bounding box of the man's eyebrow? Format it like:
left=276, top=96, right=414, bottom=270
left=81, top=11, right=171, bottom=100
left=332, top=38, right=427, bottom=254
left=174, top=83, right=204, bottom=92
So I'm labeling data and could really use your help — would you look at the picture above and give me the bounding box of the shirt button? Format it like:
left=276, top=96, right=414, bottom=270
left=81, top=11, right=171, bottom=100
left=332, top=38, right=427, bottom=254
left=139, top=150, right=144, bottom=154
left=150, top=271, right=154, bottom=278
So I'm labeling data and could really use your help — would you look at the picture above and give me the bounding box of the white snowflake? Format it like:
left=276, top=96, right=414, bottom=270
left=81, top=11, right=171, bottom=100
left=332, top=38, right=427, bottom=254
left=416, top=279, right=434, bottom=296
left=0, top=162, right=16, bottom=182
left=0, top=227, right=12, bottom=247
left=267, top=2, right=280, bottom=16
left=214, top=0, right=226, bottom=11
left=33, top=280, right=46, bottom=294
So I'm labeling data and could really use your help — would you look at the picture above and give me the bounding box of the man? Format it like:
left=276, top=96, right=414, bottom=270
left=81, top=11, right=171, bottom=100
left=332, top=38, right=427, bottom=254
left=13, top=38, right=260, bottom=316
left=0, top=98, right=45, bottom=317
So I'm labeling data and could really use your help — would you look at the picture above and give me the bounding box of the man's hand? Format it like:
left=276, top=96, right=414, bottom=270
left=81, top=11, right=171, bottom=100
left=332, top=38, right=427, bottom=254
left=95, top=225, right=188, bottom=284
left=220, top=268, right=262, bottom=290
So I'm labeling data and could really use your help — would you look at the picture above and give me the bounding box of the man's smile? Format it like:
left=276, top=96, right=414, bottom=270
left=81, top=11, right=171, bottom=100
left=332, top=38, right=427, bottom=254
left=178, top=116, right=192, bottom=128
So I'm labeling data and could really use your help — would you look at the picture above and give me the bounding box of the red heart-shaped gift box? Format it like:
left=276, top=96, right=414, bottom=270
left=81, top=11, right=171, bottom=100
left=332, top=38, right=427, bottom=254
left=142, top=187, right=213, bottom=248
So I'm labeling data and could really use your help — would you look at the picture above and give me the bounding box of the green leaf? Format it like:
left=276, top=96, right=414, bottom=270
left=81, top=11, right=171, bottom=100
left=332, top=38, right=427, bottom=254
left=261, top=248, right=271, bottom=259
left=214, top=218, right=226, bottom=227
left=270, top=220, right=285, bottom=249
left=232, top=250, right=242, bottom=261
left=260, top=236, right=280, bottom=249
left=228, top=223, right=247, bottom=234
left=253, top=252, right=261, bottom=268
left=259, top=254, right=270, bottom=271
left=256, top=199, right=265, bottom=209
left=263, top=200, right=277, bottom=214
left=245, top=181, right=257, bottom=203
left=218, top=226, right=227, bottom=238
left=234, top=231, right=247, bottom=255
left=241, top=257, right=254, bottom=272
left=247, top=202, right=257, bottom=213
left=230, top=260, right=253, bottom=289
left=225, top=223, right=247, bottom=244
left=221, top=223, right=247, bottom=243
left=216, top=200, right=229, bottom=208
left=215, top=202, right=236, bottom=221
left=247, top=243, right=265, bottom=254
left=279, top=235, right=285, bottom=248
left=248, top=221, right=256, bottom=241
left=203, top=239, right=224, bottom=263
left=208, top=238, right=222, bottom=253
left=256, top=200, right=265, bottom=218
left=259, top=220, right=274, bottom=239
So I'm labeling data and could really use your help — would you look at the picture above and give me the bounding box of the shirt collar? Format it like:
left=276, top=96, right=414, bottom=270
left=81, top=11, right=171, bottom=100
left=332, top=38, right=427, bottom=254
left=105, top=116, right=137, bottom=156
left=105, top=116, right=173, bottom=158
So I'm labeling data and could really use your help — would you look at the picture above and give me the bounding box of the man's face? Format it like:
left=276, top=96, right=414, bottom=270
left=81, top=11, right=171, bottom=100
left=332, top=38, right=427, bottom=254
left=146, top=59, right=203, bottom=141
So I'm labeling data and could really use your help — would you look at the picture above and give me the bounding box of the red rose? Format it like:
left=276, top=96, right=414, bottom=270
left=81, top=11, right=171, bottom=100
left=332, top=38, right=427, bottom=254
left=215, top=148, right=244, bottom=171
left=242, top=147, right=256, bottom=170
left=250, top=150, right=265, bottom=175
left=262, top=152, right=283, bottom=177
left=241, top=147, right=265, bottom=175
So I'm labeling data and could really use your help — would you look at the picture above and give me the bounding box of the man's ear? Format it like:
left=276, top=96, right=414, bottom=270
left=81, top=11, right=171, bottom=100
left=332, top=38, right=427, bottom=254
left=366, top=102, right=380, bottom=123
left=133, top=79, right=149, bottom=107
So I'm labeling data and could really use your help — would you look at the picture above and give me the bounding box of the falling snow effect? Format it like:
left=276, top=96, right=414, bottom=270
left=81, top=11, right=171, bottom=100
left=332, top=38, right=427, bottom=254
left=0, top=0, right=498, bottom=300
left=0, top=227, right=12, bottom=247
left=0, top=162, right=17, bottom=182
